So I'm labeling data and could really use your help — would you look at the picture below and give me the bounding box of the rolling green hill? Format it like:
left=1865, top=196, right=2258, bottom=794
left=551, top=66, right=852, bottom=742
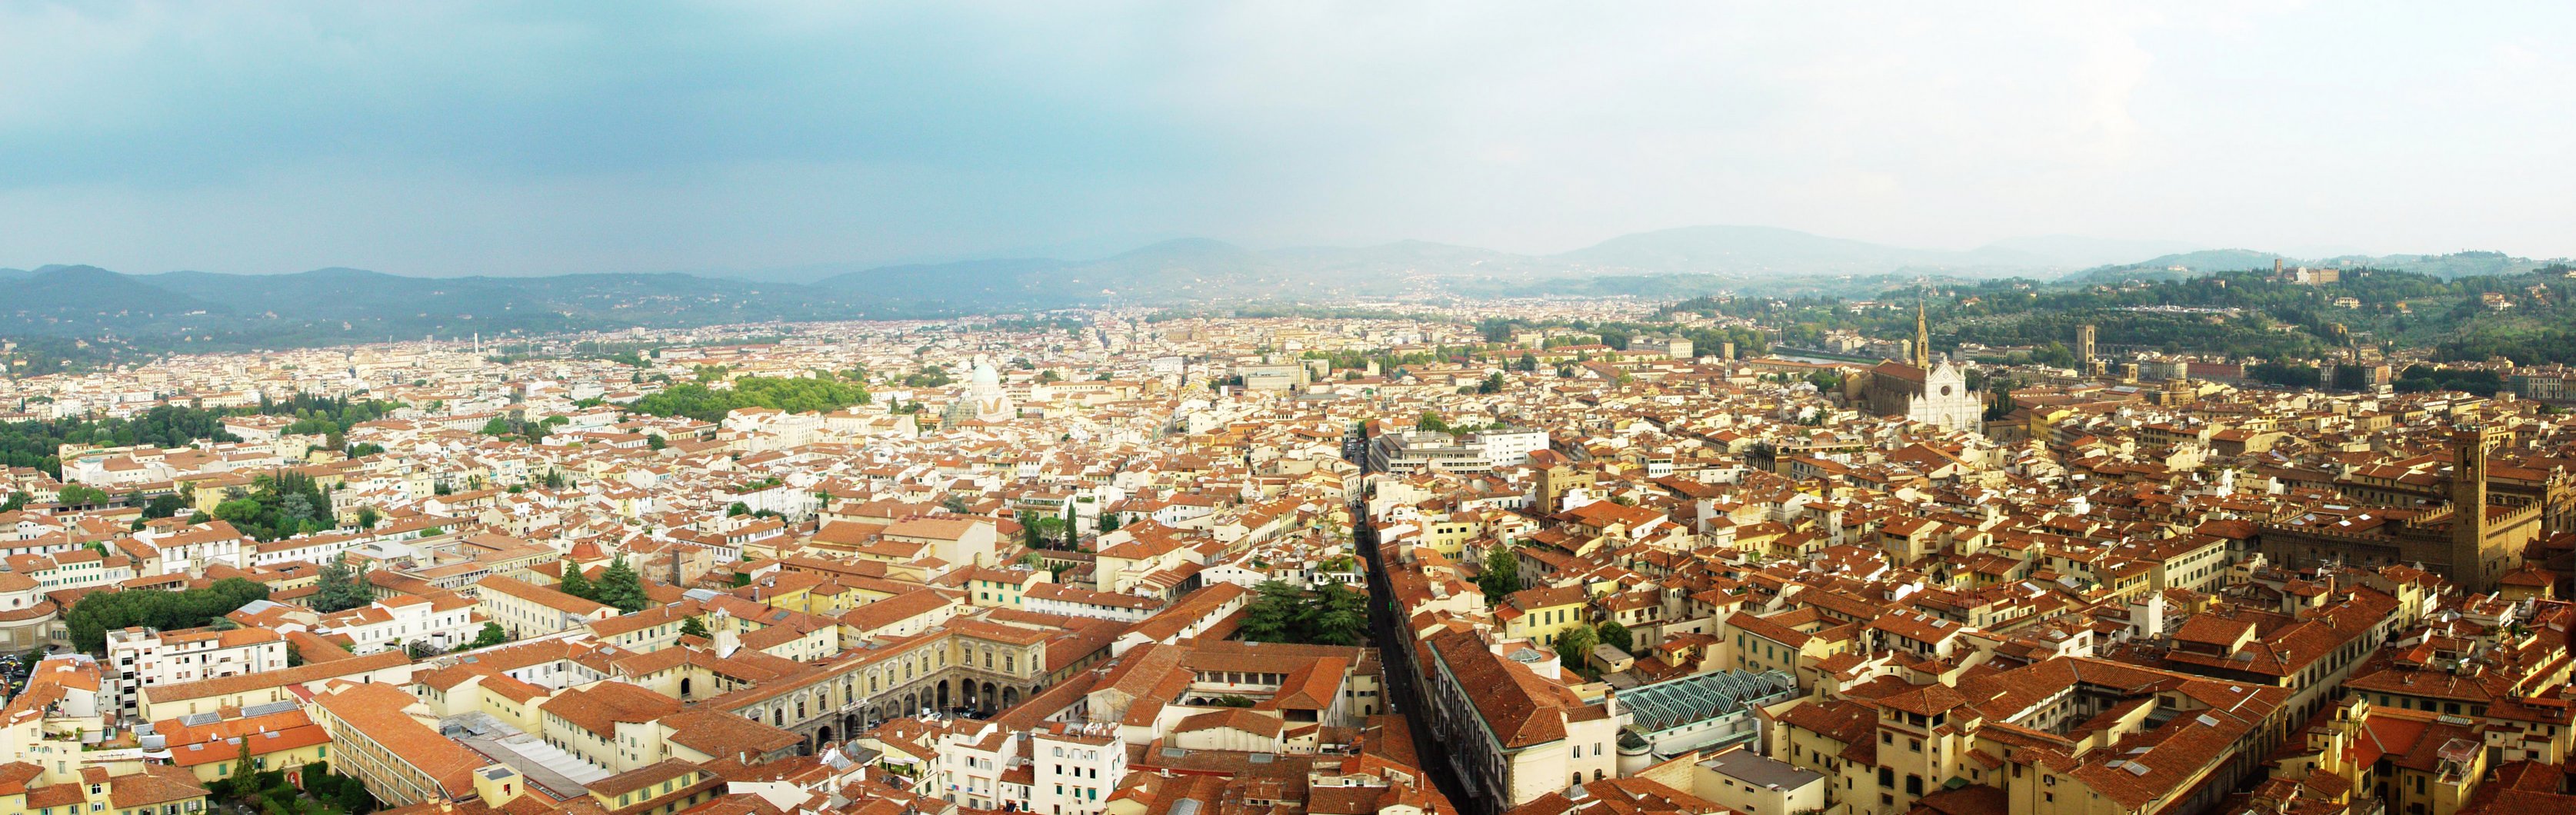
left=1673, top=262, right=2576, bottom=366
left=2065, top=250, right=2558, bottom=284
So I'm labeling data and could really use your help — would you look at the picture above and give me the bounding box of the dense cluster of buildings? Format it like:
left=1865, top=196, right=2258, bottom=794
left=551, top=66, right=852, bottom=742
left=0, top=301, right=2564, bottom=815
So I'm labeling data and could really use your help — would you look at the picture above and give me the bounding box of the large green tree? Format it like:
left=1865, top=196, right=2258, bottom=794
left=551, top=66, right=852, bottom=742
left=593, top=555, right=650, bottom=613
left=139, top=493, right=189, bottom=519
left=311, top=554, right=374, bottom=613
left=1555, top=624, right=1599, bottom=676
left=1241, top=580, right=1371, bottom=646
left=1597, top=619, right=1635, bottom=654
left=1477, top=546, right=1522, bottom=603
left=1308, top=583, right=1369, bottom=646
left=1018, top=511, right=1045, bottom=550
left=1241, top=580, right=1306, bottom=643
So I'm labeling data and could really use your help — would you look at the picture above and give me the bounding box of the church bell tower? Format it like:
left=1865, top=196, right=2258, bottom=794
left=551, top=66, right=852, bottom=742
left=2451, top=424, right=2504, bottom=592
left=1912, top=300, right=1931, bottom=370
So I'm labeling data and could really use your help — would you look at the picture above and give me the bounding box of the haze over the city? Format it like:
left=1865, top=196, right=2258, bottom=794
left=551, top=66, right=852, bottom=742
left=15, top=7, right=2576, bottom=815
left=5, top=2, right=2573, bottom=277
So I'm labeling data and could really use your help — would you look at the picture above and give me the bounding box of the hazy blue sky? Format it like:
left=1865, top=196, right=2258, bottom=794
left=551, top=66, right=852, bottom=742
left=5, top=2, right=2572, bottom=276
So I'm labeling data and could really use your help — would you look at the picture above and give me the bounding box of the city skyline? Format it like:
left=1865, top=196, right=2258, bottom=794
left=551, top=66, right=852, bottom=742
left=5, top=5, right=2575, bottom=815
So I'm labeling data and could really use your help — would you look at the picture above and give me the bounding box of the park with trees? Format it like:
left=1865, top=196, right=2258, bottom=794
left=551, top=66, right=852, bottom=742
left=67, top=577, right=271, bottom=653
left=628, top=374, right=871, bottom=423
left=1239, top=580, right=1369, bottom=647
left=208, top=471, right=342, bottom=541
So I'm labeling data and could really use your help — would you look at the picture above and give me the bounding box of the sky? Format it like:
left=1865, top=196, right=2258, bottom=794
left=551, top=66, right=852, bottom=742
left=4, top=1, right=2573, bottom=277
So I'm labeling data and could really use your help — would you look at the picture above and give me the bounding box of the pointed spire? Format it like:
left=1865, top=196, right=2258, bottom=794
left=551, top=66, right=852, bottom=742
left=1913, top=295, right=1931, bottom=370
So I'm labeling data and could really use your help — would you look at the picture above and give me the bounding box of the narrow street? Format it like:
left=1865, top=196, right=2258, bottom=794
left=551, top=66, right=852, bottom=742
left=1355, top=505, right=1473, bottom=807
left=1346, top=425, right=1473, bottom=806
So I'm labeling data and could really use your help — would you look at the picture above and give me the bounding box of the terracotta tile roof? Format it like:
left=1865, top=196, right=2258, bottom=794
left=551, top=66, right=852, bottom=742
left=586, top=758, right=705, bottom=798
left=1271, top=657, right=1350, bottom=710
left=106, top=765, right=210, bottom=809
left=1428, top=630, right=1593, bottom=749
left=168, top=723, right=333, bottom=767
left=312, top=681, right=481, bottom=800
left=659, top=709, right=805, bottom=760
left=1773, top=698, right=1877, bottom=745
left=839, top=589, right=951, bottom=632
left=1501, top=776, right=1731, bottom=815
left=1171, top=707, right=1284, bottom=737
left=540, top=680, right=681, bottom=739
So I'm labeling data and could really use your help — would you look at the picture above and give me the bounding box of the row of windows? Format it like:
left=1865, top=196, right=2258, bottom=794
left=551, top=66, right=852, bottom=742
left=614, top=773, right=703, bottom=807
left=1052, top=785, right=1101, bottom=800
left=2370, top=694, right=2484, bottom=717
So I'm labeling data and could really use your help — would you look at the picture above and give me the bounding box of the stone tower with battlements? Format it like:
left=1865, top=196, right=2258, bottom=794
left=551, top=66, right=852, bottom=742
left=2452, top=424, right=2507, bottom=593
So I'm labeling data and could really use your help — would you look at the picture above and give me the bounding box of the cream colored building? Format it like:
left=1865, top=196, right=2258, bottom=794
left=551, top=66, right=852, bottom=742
left=1691, top=746, right=1827, bottom=815
left=105, top=625, right=288, bottom=720
left=1424, top=630, right=1627, bottom=813
left=474, top=574, right=618, bottom=637
left=316, top=593, right=482, bottom=654
left=136, top=650, right=415, bottom=721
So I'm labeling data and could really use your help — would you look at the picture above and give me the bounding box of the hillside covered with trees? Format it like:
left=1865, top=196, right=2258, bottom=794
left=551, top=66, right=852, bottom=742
left=1661, top=264, right=2576, bottom=366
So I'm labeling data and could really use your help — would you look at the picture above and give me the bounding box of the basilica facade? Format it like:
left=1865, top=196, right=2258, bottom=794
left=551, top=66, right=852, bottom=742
left=1858, top=304, right=1983, bottom=434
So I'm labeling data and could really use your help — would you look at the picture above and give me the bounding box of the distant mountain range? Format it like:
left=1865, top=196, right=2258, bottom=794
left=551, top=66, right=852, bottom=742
left=3, top=226, right=2561, bottom=354
left=803, top=228, right=2203, bottom=304
left=0, top=265, right=862, bottom=351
